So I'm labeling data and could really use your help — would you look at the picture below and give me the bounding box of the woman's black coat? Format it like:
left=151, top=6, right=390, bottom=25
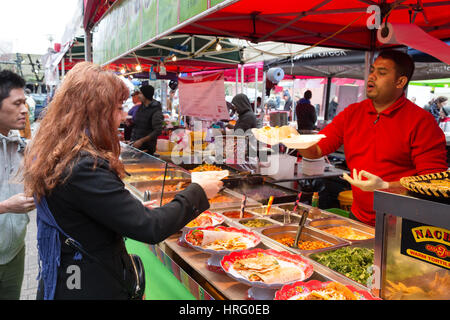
left=38, top=154, right=209, bottom=299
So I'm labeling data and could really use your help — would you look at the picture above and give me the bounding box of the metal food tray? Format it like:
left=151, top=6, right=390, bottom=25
left=208, top=189, right=261, bottom=210
left=246, top=205, right=286, bottom=216
left=124, top=169, right=191, bottom=181
left=213, top=204, right=262, bottom=220
left=304, top=242, right=375, bottom=290
left=275, top=202, right=334, bottom=220
left=259, top=225, right=350, bottom=256
left=306, top=217, right=375, bottom=244
left=129, top=179, right=191, bottom=195
left=222, top=177, right=298, bottom=205
left=176, top=163, right=242, bottom=175
left=235, top=217, right=282, bottom=231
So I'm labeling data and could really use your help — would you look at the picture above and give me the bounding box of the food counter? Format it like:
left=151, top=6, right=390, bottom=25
left=119, top=143, right=382, bottom=300
left=121, top=144, right=449, bottom=300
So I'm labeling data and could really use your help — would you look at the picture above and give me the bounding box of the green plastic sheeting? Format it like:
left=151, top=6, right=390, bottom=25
left=409, top=78, right=450, bottom=88
left=125, top=238, right=195, bottom=300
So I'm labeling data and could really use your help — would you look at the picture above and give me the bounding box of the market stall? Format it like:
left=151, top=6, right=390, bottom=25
left=85, top=0, right=450, bottom=301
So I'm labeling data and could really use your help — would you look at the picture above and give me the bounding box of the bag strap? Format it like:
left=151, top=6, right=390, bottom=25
left=64, top=238, right=132, bottom=296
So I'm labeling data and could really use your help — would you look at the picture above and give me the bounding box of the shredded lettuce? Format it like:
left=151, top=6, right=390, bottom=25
left=311, top=247, right=374, bottom=285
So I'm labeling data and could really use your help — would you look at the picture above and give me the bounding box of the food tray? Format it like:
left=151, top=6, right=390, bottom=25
left=123, top=169, right=191, bottom=183
left=260, top=225, right=349, bottom=255
left=223, top=177, right=298, bottom=205
left=306, top=217, right=375, bottom=244
left=400, top=170, right=450, bottom=198
left=307, top=243, right=374, bottom=288
left=274, top=280, right=379, bottom=300
left=276, top=202, right=333, bottom=220
left=268, top=213, right=302, bottom=225
left=247, top=205, right=285, bottom=216
left=216, top=209, right=256, bottom=220
left=209, top=189, right=260, bottom=210
left=237, top=217, right=281, bottom=231
left=176, top=163, right=242, bottom=175
left=129, top=179, right=190, bottom=194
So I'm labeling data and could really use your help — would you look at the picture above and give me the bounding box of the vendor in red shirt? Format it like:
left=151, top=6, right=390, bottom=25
left=298, top=50, right=447, bottom=226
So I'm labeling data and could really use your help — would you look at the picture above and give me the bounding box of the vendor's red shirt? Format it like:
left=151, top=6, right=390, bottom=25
left=318, top=95, right=447, bottom=226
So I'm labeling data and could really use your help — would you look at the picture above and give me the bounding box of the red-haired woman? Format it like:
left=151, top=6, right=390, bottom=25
left=22, top=62, right=222, bottom=300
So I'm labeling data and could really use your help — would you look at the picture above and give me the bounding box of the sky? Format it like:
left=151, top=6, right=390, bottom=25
left=0, top=0, right=81, bottom=55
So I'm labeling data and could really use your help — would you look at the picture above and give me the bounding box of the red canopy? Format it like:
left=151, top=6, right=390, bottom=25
left=175, top=0, right=450, bottom=50
left=83, top=0, right=117, bottom=30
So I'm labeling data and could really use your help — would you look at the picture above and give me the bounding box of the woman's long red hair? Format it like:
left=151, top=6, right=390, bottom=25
left=23, top=62, right=129, bottom=201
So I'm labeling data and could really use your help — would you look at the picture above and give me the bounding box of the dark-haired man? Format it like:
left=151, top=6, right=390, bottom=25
left=295, top=90, right=317, bottom=132
left=130, top=84, right=164, bottom=155
left=297, top=50, right=447, bottom=226
left=0, top=70, right=35, bottom=299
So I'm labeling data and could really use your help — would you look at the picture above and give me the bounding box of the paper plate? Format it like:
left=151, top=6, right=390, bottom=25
left=274, top=280, right=380, bottom=300
left=251, top=128, right=281, bottom=145
left=191, top=170, right=229, bottom=182
left=221, top=249, right=314, bottom=290
left=280, top=134, right=326, bottom=149
left=185, top=226, right=261, bottom=273
left=178, top=211, right=226, bottom=247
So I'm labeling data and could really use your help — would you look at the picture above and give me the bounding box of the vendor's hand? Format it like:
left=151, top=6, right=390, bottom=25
left=342, top=169, right=389, bottom=192
left=193, top=178, right=224, bottom=199
left=0, top=193, right=35, bottom=214
left=132, top=138, right=144, bottom=149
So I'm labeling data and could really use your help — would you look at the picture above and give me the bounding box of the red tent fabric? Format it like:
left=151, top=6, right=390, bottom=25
left=175, top=0, right=450, bottom=51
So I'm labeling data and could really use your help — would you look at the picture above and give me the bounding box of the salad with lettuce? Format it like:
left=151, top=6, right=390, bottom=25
left=311, top=247, right=374, bottom=286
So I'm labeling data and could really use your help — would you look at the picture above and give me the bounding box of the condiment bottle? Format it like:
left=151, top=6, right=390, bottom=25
left=308, top=192, right=321, bottom=219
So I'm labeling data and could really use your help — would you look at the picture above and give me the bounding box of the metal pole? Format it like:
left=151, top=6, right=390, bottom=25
left=61, top=57, right=65, bottom=80
left=235, top=68, right=239, bottom=94
left=84, top=28, right=93, bottom=62
left=324, top=76, right=331, bottom=121
left=241, top=64, right=244, bottom=94
left=254, top=66, right=258, bottom=112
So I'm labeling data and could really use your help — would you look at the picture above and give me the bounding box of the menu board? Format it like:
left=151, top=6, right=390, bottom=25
left=401, top=219, right=449, bottom=270
left=178, top=72, right=229, bottom=120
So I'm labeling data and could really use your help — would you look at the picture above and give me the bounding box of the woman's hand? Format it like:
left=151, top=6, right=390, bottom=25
left=192, top=178, right=224, bottom=199
left=143, top=200, right=157, bottom=209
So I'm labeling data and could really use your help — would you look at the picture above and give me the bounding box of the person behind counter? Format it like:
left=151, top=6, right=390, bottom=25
left=227, top=93, right=257, bottom=135
left=129, top=84, right=164, bottom=155
left=22, top=62, right=223, bottom=300
left=296, top=50, right=447, bottom=226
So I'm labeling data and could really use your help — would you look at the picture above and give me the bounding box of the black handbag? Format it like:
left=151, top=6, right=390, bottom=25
left=65, top=238, right=145, bottom=300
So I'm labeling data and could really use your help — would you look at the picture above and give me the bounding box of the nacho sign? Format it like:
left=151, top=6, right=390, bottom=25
left=401, top=219, right=450, bottom=270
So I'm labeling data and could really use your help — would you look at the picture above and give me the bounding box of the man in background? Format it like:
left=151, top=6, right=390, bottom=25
left=130, top=85, right=164, bottom=155
left=0, top=70, right=35, bottom=300
left=295, top=90, right=317, bottom=132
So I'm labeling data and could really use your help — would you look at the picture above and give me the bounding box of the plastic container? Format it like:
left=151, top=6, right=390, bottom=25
left=259, top=154, right=297, bottom=180
left=301, top=157, right=325, bottom=175
left=326, top=208, right=350, bottom=218
left=337, top=190, right=353, bottom=212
